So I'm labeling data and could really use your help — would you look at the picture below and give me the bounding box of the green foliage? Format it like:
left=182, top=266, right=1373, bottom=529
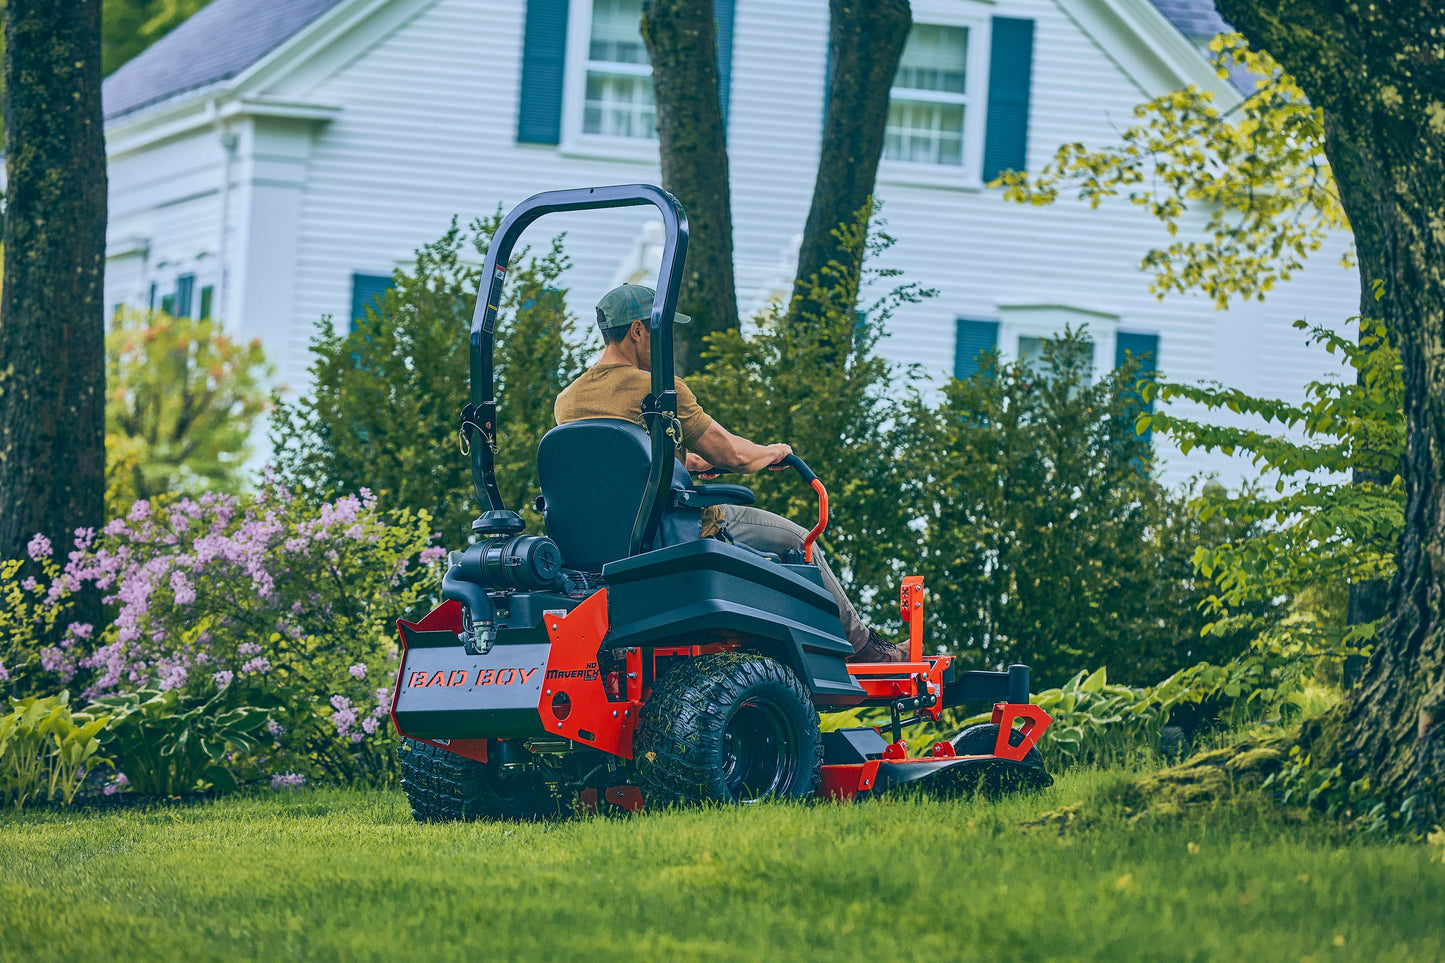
left=690, top=208, right=931, bottom=623
left=0, top=554, right=68, bottom=697
left=271, top=217, right=583, bottom=546
left=88, top=686, right=270, bottom=795
left=903, top=330, right=1265, bottom=684
left=1140, top=319, right=1404, bottom=679
left=999, top=34, right=1346, bottom=308
left=102, top=0, right=214, bottom=74
left=0, top=693, right=110, bottom=810
left=106, top=308, right=270, bottom=514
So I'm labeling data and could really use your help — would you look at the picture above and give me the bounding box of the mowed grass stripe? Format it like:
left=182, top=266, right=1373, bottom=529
left=0, top=770, right=1441, bottom=962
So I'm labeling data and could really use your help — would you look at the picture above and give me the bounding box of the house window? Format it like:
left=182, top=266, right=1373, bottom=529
left=1019, top=334, right=1095, bottom=376
left=885, top=24, right=970, bottom=166
left=581, top=0, right=655, bottom=140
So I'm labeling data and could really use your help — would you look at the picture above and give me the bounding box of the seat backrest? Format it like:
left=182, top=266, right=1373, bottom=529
left=537, top=418, right=691, bottom=571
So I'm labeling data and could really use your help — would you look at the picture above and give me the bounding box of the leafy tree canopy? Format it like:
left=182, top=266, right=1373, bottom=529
left=999, top=34, right=1347, bottom=309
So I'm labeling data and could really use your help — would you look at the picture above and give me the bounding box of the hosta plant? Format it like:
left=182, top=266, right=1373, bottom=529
left=0, top=693, right=111, bottom=810
left=88, top=686, right=272, bottom=795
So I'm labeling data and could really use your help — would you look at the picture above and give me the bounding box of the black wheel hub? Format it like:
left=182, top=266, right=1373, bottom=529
left=721, top=699, right=796, bottom=802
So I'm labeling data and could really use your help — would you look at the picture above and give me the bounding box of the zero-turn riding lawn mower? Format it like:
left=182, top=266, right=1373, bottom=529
left=391, top=185, right=1053, bottom=821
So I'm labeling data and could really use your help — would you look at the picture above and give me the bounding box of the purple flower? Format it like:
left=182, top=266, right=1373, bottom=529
left=241, top=657, right=271, bottom=675
left=213, top=670, right=234, bottom=689
left=67, top=622, right=94, bottom=640
left=127, top=500, right=151, bottom=523
left=266, top=719, right=285, bottom=740
left=26, top=533, right=51, bottom=561
left=420, top=546, right=447, bottom=566
left=0, top=659, right=9, bottom=682
left=103, top=772, right=129, bottom=796
left=362, top=716, right=377, bottom=735
left=170, top=571, right=196, bottom=606
left=270, top=772, right=306, bottom=790
left=157, top=662, right=189, bottom=690
left=40, top=646, right=77, bottom=682
left=359, top=488, right=377, bottom=510
left=238, top=641, right=262, bottom=657
left=20, top=577, right=38, bottom=592
left=348, top=663, right=367, bottom=679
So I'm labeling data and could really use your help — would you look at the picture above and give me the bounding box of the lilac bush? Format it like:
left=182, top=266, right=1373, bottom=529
left=1, top=478, right=443, bottom=787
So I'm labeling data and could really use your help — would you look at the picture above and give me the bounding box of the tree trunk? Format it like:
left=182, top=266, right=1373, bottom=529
left=642, top=0, right=738, bottom=377
left=789, top=0, right=911, bottom=325
left=1215, top=0, right=1445, bottom=827
left=0, top=0, right=108, bottom=564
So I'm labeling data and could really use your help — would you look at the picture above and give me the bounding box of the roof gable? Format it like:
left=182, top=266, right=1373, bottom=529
left=103, top=0, right=345, bottom=119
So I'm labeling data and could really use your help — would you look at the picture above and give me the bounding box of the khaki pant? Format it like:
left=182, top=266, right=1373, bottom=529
left=715, top=504, right=870, bottom=655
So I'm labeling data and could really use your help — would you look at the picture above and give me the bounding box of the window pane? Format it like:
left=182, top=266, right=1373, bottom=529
left=583, top=72, right=656, bottom=138
left=589, top=0, right=647, bottom=65
left=885, top=100, right=965, bottom=165
left=895, top=24, right=967, bottom=94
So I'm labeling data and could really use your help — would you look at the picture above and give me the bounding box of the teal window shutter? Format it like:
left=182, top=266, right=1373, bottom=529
left=1115, top=331, right=1159, bottom=441
left=517, top=0, right=570, bottom=144
left=714, top=0, right=735, bottom=124
left=982, top=17, right=1034, bottom=183
left=198, top=285, right=214, bottom=320
left=350, top=273, right=394, bottom=332
left=954, top=318, right=999, bottom=378
left=175, top=274, right=196, bottom=318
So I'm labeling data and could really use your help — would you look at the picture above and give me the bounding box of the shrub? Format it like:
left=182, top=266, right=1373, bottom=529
left=1142, top=319, right=1404, bottom=682
left=106, top=308, right=270, bottom=515
left=0, top=693, right=110, bottom=810
left=7, top=482, right=442, bottom=787
left=903, top=330, right=1265, bottom=685
left=271, top=216, right=583, bottom=545
left=88, top=686, right=272, bottom=795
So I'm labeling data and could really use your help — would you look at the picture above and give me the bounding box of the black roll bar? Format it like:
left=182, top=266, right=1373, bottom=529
left=467, top=184, right=690, bottom=556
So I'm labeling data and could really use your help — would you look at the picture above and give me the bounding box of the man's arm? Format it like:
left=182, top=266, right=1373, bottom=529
left=691, top=421, right=792, bottom=475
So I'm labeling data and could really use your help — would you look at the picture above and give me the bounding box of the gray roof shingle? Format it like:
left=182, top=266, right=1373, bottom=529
left=103, top=0, right=345, bottom=120
left=1149, top=0, right=1230, bottom=39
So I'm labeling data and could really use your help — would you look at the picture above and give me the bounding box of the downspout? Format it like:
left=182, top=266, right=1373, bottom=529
left=213, top=99, right=239, bottom=325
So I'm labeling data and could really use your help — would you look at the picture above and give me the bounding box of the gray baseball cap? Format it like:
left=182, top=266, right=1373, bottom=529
left=595, top=283, right=691, bottom=331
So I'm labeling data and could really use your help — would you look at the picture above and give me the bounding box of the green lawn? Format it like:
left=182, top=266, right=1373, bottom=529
left=1, top=769, right=1440, bottom=962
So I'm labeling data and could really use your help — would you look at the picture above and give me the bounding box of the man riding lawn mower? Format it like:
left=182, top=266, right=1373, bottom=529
left=391, top=185, right=1053, bottom=821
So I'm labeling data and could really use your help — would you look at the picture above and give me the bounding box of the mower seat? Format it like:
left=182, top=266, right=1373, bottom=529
left=537, top=418, right=754, bottom=571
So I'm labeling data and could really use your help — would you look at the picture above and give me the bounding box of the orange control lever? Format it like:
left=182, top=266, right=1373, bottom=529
left=779, top=455, right=828, bottom=563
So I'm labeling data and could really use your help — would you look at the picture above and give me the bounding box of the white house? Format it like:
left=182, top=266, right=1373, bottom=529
left=99, top=0, right=1359, bottom=486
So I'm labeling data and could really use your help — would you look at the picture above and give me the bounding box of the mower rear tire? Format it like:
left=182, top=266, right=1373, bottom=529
left=399, top=738, right=555, bottom=822
left=635, top=653, right=822, bottom=806
left=950, top=722, right=1044, bottom=767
